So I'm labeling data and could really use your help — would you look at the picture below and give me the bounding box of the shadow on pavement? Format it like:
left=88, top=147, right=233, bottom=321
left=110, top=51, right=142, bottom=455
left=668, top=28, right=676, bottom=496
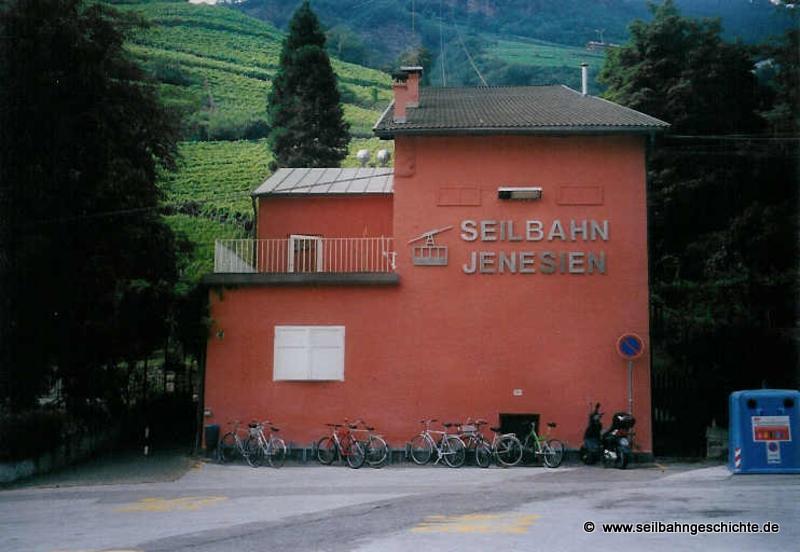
left=2, top=447, right=198, bottom=490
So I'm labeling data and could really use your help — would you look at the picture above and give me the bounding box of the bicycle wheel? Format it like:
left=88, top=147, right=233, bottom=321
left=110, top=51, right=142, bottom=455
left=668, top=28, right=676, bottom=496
left=520, top=435, right=535, bottom=464
left=443, top=435, right=466, bottom=468
left=267, top=437, right=287, bottom=468
left=217, top=432, right=238, bottom=463
left=366, top=435, right=389, bottom=467
left=316, top=436, right=337, bottom=465
left=475, top=442, right=492, bottom=468
left=409, top=433, right=433, bottom=465
left=345, top=437, right=366, bottom=469
left=245, top=436, right=263, bottom=467
left=543, top=439, right=565, bottom=468
left=495, top=435, right=523, bottom=467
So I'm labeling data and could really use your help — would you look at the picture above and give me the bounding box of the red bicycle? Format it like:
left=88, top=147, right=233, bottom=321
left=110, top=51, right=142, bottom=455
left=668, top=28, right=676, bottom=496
left=316, top=422, right=366, bottom=468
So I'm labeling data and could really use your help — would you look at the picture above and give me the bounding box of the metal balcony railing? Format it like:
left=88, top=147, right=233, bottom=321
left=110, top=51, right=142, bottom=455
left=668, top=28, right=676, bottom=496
left=214, top=237, right=396, bottom=274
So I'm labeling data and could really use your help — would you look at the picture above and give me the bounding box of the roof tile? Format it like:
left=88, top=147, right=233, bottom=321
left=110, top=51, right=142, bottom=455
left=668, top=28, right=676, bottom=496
left=374, top=85, right=669, bottom=136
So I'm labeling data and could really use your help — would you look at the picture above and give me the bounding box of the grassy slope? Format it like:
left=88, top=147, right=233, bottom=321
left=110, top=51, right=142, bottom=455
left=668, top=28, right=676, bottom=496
left=486, top=35, right=605, bottom=71
left=111, top=2, right=394, bottom=283
left=119, top=1, right=392, bottom=136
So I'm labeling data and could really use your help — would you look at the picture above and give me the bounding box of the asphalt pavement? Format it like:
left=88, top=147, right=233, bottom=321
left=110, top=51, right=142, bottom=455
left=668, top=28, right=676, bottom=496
left=0, top=454, right=797, bottom=552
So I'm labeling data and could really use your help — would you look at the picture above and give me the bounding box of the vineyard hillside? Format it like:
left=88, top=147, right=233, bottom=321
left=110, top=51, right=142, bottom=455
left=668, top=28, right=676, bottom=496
left=105, top=1, right=395, bottom=285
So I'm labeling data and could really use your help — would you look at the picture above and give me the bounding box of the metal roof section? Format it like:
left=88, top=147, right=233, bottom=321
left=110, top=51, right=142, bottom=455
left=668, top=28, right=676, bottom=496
left=253, top=167, right=394, bottom=196
left=373, top=85, right=670, bottom=137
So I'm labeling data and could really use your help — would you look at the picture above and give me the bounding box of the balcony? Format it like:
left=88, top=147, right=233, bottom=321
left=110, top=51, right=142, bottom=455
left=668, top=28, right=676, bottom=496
left=206, top=237, right=398, bottom=286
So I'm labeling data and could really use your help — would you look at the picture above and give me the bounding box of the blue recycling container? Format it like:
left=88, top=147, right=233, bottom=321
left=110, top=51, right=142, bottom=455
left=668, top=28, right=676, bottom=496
left=728, top=389, right=800, bottom=474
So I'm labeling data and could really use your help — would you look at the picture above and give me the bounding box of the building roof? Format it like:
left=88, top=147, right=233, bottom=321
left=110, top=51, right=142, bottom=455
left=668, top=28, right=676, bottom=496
left=373, top=85, right=670, bottom=137
left=252, top=167, right=393, bottom=196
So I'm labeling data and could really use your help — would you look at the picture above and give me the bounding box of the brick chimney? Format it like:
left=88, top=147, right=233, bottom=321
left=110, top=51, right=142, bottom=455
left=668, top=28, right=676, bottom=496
left=392, top=66, right=422, bottom=123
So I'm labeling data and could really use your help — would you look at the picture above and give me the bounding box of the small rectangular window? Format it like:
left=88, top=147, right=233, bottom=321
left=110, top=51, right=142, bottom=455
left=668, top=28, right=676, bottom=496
left=274, top=326, right=344, bottom=381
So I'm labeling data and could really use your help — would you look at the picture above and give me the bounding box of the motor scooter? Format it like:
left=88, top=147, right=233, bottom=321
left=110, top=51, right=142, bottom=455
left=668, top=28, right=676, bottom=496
left=579, top=403, right=635, bottom=469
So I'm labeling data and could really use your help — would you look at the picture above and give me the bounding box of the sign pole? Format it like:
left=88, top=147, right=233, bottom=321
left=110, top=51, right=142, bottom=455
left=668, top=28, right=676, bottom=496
left=627, top=359, right=633, bottom=415
left=617, top=333, right=644, bottom=416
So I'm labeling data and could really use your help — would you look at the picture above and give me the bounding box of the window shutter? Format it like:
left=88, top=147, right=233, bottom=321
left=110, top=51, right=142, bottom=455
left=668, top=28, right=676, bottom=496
left=309, top=327, right=345, bottom=381
left=273, top=326, right=345, bottom=381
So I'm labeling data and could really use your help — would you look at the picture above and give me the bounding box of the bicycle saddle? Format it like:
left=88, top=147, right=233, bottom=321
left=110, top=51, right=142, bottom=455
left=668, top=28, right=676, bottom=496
left=547, top=422, right=557, bottom=428
left=365, top=426, right=375, bottom=431
left=270, top=426, right=280, bottom=432
left=443, top=422, right=456, bottom=428
left=326, top=423, right=342, bottom=427
left=248, top=422, right=259, bottom=428
left=348, top=424, right=358, bottom=429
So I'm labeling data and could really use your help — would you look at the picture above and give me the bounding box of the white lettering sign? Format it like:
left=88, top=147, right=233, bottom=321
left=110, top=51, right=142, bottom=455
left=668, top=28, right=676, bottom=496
left=460, top=219, right=610, bottom=276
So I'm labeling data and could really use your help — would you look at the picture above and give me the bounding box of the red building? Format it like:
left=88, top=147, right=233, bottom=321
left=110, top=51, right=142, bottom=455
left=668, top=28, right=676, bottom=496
left=204, top=67, right=668, bottom=454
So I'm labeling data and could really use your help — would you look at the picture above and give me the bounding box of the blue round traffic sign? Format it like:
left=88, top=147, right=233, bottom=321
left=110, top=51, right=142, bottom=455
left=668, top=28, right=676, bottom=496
left=617, top=334, right=645, bottom=360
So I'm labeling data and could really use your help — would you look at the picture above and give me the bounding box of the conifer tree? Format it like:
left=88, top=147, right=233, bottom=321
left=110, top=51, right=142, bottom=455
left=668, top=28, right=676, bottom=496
left=267, top=1, right=349, bottom=169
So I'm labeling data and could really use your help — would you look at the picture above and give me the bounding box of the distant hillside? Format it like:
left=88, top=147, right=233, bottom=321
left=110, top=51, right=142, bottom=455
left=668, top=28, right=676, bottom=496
left=238, top=0, right=794, bottom=87
left=111, top=0, right=392, bottom=139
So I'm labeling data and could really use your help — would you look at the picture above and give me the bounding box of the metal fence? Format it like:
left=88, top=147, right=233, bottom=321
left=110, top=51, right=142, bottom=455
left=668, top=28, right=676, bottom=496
left=214, top=237, right=396, bottom=274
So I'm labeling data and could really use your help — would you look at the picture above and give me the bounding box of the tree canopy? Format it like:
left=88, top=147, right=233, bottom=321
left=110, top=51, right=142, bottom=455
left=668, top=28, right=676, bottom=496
left=266, top=1, right=350, bottom=169
left=598, top=0, right=798, bottom=454
left=0, top=0, right=183, bottom=410
left=599, top=0, right=763, bottom=134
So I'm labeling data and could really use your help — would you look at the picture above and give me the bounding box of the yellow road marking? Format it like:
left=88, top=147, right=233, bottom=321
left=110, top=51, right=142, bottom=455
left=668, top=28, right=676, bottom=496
left=115, top=496, right=227, bottom=513
left=412, top=513, right=540, bottom=534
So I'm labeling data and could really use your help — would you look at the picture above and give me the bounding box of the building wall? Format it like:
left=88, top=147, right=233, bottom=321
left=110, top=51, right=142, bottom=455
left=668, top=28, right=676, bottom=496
left=257, top=195, right=393, bottom=239
left=206, top=133, right=652, bottom=452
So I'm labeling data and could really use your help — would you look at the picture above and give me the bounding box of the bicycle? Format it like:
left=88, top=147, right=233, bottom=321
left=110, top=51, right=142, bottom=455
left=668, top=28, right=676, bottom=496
left=520, top=421, right=565, bottom=468
left=351, top=419, right=389, bottom=468
left=487, top=424, right=524, bottom=467
left=217, top=420, right=257, bottom=467
left=316, top=422, right=366, bottom=469
left=247, top=420, right=288, bottom=468
left=408, top=419, right=466, bottom=467
left=457, top=418, right=493, bottom=468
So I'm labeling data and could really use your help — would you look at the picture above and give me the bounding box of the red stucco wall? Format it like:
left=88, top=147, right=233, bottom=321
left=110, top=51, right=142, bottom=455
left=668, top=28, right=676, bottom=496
left=257, top=195, right=393, bottom=239
left=205, top=133, right=652, bottom=452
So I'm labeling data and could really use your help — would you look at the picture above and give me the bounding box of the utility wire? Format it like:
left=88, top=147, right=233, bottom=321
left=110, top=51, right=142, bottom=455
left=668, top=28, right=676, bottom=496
left=411, top=0, right=415, bottom=39
left=453, top=22, right=488, bottom=86
left=439, top=0, right=447, bottom=86
left=665, top=134, right=800, bottom=141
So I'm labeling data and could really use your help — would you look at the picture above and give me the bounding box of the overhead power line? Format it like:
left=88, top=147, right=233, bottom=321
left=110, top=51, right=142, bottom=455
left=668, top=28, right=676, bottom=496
left=439, top=0, right=447, bottom=86
left=453, top=22, right=487, bottom=86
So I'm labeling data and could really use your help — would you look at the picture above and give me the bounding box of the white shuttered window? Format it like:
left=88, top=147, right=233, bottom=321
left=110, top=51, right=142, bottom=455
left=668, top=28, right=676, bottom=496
left=273, top=326, right=345, bottom=381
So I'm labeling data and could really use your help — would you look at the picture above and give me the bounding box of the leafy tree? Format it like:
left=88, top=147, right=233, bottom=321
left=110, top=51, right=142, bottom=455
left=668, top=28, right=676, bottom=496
left=326, top=24, right=368, bottom=65
left=397, top=46, right=433, bottom=86
left=0, top=0, right=182, bottom=410
left=759, top=3, right=799, bottom=135
left=600, top=0, right=762, bottom=135
left=598, top=0, right=798, bottom=454
left=266, top=1, right=349, bottom=169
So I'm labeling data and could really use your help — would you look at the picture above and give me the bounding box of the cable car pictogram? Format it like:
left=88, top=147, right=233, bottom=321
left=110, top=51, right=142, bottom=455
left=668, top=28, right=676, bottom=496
left=408, top=226, right=453, bottom=266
